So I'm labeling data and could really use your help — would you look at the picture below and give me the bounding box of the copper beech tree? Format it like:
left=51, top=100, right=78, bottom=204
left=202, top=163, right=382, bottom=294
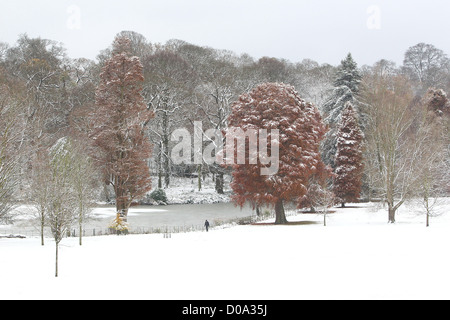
left=228, top=83, right=327, bottom=224
left=91, top=37, right=153, bottom=221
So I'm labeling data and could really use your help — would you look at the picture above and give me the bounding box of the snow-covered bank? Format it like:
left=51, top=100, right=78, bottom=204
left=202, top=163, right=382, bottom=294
left=152, top=176, right=231, bottom=205
left=1, top=199, right=449, bottom=300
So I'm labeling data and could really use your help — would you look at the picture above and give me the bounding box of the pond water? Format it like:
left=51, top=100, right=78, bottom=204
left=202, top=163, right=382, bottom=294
left=1, top=202, right=255, bottom=237
left=91, top=202, right=254, bottom=229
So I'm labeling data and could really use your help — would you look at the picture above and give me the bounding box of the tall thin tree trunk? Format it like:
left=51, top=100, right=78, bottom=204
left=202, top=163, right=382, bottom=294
left=79, top=222, right=83, bottom=246
left=40, top=214, right=45, bottom=246
left=275, top=199, right=288, bottom=224
left=79, top=204, right=83, bottom=246
left=103, top=183, right=111, bottom=203
left=215, top=171, right=224, bottom=194
left=158, top=169, right=162, bottom=189
left=158, top=141, right=163, bottom=189
left=162, top=112, right=170, bottom=188
left=256, top=205, right=261, bottom=216
left=55, top=242, right=59, bottom=277
left=198, top=164, right=202, bottom=191
left=164, top=156, right=170, bottom=188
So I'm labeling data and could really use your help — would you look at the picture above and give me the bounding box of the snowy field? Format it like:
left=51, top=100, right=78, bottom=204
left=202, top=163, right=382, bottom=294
left=1, top=198, right=449, bottom=300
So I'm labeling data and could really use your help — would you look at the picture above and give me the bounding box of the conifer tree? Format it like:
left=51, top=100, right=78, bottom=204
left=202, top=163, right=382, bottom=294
left=322, top=53, right=362, bottom=168
left=91, top=36, right=154, bottom=221
left=229, top=83, right=327, bottom=224
left=333, top=53, right=362, bottom=93
left=333, top=103, right=364, bottom=207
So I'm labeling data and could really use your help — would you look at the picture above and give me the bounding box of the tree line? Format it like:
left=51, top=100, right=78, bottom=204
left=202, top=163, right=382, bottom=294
left=1, top=31, right=449, bottom=229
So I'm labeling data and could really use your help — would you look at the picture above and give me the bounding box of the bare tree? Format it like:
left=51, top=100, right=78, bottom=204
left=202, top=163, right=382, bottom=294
left=143, top=49, right=196, bottom=188
left=293, top=59, right=335, bottom=108
left=403, top=43, right=450, bottom=92
left=181, top=47, right=248, bottom=193
left=0, top=73, right=24, bottom=224
left=30, top=151, right=51, bottom=245
left=71, top=141, right=98, bottom=245
left=363, top=75, right=432, bottom=223
left=98, top=31, right=153, bottom=66
left=5, top=35, right=68, bottom=132
left=413, top=92, right=449, bottom=226
left=0, top=132, right=18, bottom=224
left=417, top=163, right=441, bottom=227
left=46, top=138, right=78, bottom=277
left=301, top=182, right=335, bottom=226
left=0, top=42, right=8, bottom=63
left=116, top=31, right=153, bottom=61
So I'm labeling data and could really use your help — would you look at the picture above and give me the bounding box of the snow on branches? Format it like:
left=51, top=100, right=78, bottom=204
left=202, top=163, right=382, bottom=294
left=333, top=103, right=364, bottom=207
left=91, top=36, right=154, bottom=221
left=228, top=82, right=327, bottom=224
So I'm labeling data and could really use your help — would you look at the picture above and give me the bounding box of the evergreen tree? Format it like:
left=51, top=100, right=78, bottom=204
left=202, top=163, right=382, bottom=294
left=322, top=53, right=362, bottom=168
left=333, top=53, right=361, bottom=93
left=333, top=103, right=364, bottom=207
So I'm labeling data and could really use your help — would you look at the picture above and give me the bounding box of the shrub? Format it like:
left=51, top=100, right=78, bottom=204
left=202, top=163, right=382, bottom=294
left=150, top=188, right=168, bottom=203
left=108, top=213, right=129, bottom=235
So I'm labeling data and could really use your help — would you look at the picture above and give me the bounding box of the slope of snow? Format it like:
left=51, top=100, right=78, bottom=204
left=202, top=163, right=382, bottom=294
left=153, top=176, right=231, bottom=205
left=0, top=199, right=449, bottom=300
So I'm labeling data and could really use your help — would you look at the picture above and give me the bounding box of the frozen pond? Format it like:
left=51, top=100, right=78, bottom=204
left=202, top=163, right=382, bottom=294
left=91, top=202, right=254, bottom=229
left=1, top=202, right=255, bottom=237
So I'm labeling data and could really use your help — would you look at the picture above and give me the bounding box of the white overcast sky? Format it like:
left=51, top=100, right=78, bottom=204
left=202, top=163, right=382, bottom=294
left=1, top=0, right=449, bottom=66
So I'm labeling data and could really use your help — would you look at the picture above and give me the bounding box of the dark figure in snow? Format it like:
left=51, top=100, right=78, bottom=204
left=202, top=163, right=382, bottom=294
left=204, top=220, right=210, bottom=232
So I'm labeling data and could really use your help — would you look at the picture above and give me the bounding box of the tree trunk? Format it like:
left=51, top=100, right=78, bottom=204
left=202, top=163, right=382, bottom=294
left=215, top=171, right=224, bottom=194
left=275, top=199, right=288, bottom=224
left=341, top=202, right=345, bottom=208
left=40, top=215, right=45, bottom=246
left=55, top=242, right=59, bottom=277
left=425, top=196, right=430, bottom=227
left=79, top=223, right=83, bottom=246
left=116, top=197, right=129, bottom=222
left=198, top=164, right=202, bottom=191
left=158, top=141, right=163, bottom=189
left=162, top=113, right=170, bottom=189
left=158, top=170, right=162, bottom=189
left=164, top=157, right=170, bottom=188
left=388, top=205, right=396, bottom=224
left=103, top=183, right=111, bottom=203
left=79, top=204, right=83, bottom=246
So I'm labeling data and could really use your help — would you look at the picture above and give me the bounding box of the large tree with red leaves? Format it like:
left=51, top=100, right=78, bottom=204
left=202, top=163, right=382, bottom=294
left=333, top=103, right=364, bottom=207
left=91, top=37, right=153, bottom=220
left=228, top=83, right=327, bottom=224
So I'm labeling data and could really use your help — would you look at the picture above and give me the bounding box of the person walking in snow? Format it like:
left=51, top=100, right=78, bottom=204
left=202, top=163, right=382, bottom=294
left=204, top=220, right=210, bottom=232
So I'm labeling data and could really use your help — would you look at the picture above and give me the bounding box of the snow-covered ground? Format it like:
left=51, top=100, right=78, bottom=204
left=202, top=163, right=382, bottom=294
left=159, top=176, right=232, bottom=204
left=1, top=199, right=449, bottom=300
